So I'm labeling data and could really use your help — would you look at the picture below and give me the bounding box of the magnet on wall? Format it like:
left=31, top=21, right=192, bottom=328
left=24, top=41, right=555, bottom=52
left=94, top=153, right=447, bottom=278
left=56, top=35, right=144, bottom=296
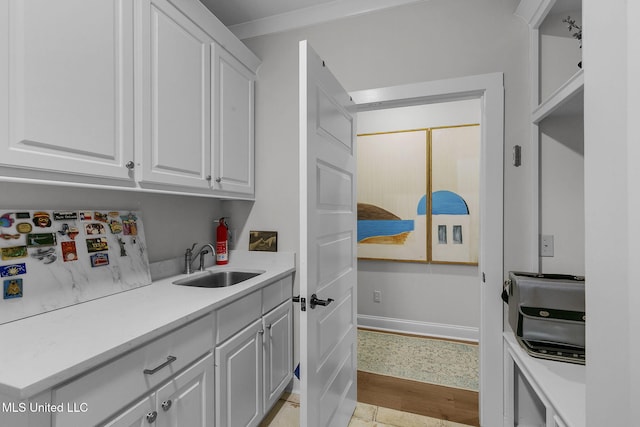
left=0, top=213, right=14, bottom=227
left=121, top=214, right=138, bottom=236
left=90, top=253, right=109, bottom=267
left=85, top=223, right=106, bottom=235
left=94, top=212, right=108, bottom=222
left=0, top=263, right=27, bottom=277
left=3, top=278, right=23, bottom=299
left=32, top=212, right=51, bottom=228
left=117, top=237, right=127, bottom=257
left=15, top=212, right=30, bottom=219
left=53, top=211, right=78, bottom=221
left=26, top=233, right=57, bottom=247
left=86, top=237, right=109, bottom=253
left=61, top=241, right=78, bottom=262
left=1, top=246, right=28, bottom=261
left=79, top=211, right=93, bottom=221
left=16, top=223, right=32, bottom=233
left=30, top=248, right=57, bottom=264
left=108, top=220, right=123, bottom=234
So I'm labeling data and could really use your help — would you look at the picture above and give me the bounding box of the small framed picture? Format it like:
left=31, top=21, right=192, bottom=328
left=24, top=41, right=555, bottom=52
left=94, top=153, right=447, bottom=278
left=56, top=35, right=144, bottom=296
left=249, top=231, right=278, bottom=252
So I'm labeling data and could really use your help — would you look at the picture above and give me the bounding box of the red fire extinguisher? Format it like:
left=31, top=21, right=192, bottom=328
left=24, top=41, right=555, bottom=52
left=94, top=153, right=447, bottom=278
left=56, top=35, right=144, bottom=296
left=216, top=217, right=229, bottom=265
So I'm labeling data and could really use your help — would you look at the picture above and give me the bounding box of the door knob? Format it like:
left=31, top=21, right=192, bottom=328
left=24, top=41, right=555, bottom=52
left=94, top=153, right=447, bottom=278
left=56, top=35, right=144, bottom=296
left=161, top=400, right=172, bottom=411
left=310, top=293, right=334, bottom=309
left=146, top=411, right=157, bottom=423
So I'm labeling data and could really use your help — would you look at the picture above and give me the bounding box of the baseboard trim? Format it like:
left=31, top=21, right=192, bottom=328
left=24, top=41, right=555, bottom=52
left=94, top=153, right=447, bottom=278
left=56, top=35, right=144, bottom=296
left=357, top=314, right=479, bottom=342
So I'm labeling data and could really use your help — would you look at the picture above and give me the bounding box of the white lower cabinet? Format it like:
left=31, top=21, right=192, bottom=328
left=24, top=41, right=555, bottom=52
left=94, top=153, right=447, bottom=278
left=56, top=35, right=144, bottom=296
left=215, top=318, right=264, bottom=427
left=262, top=300, right=293, bottom=413
left=104, top=352, right=213, bottom=427
left=215, top=277, right=294, bottom=427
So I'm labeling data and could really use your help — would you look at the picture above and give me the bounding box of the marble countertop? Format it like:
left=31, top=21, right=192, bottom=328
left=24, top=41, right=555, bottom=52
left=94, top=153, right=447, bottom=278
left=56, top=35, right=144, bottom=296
left=0, top=250, right=295, bottom=399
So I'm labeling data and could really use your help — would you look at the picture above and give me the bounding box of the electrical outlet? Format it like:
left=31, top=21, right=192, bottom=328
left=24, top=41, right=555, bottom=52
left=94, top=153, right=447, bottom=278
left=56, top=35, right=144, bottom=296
left=373, top=290, right=381, bottom=303
left=541, top=235, right=554, bottom=257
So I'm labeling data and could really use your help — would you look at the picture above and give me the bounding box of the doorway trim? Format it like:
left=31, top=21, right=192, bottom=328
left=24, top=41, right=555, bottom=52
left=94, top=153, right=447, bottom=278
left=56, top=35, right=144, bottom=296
left=349, top=72, right=504, bottom=427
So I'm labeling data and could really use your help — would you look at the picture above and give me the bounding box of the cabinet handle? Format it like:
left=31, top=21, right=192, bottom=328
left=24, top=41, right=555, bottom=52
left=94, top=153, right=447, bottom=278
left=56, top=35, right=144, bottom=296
left=146, top=411, right=157, bottom=423
left=143, top=355, right=177, bottom=375
left=266, top=324, right=272, bottom=329
left=125, top=161, right=135, bottom=170
left=206, top=175, right=212, bottom=181
left=258, top=329, right=265, bottom=335
left=215, top=177, right=222, bottom=183
left=161, top=400, right=172, bottom=411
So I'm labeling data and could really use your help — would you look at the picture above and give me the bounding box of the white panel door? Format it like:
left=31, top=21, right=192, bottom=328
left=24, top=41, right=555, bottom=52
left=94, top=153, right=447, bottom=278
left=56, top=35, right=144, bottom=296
left=156, top=353, right=214, bottom=427
left=211, top=43, right=255, bottom=195
left=299, top=40, right=358, bottom=427
left=0, top=0, right=135, bottom=181
left=137, top=0, right=211, bottom=189
left=215, top=319, right=263, bottom=427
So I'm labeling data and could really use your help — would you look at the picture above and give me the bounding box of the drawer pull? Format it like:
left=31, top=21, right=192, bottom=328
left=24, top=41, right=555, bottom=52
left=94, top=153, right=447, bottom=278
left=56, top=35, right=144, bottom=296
left=146, top=411, right=157, bottom=423
left=143, top=355, right=177, bottom=375
left=161, top=399, right=172, bottom=411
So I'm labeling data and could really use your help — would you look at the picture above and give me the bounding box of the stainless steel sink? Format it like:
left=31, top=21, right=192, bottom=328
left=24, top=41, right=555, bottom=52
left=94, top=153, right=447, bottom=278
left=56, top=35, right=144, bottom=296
left=173, top=270, right=264, bottom=288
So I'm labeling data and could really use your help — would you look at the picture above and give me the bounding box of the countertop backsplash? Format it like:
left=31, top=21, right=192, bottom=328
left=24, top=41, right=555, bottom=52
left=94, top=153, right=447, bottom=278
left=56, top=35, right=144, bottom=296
left=0, top=209, right=151, bottom=324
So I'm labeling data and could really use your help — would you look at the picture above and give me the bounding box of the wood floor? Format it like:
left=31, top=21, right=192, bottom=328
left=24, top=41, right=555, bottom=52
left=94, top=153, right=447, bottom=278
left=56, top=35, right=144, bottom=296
left=357, top=370, right=480, bottom=426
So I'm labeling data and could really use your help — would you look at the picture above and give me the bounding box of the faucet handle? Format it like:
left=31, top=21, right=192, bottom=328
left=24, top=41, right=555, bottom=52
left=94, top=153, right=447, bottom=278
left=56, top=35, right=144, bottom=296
left=186, top=243, right=197, bottom=254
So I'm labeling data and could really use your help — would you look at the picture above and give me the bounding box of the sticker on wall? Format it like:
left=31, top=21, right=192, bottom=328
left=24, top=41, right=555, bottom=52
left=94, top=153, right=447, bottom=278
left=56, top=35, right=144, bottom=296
left=3, top=278, right=23, bottom=299
left=1, top=246, right=28, bottom=261
left=0, top=213, right=14, bottom=227
left=16, top=223, right=32, bottom=234
left=94, top=212, right=108, bottom=223
left=86, top=237, right=109, bottom=253
left=121, top=214, right=138, bottom=236
left=53, top=211, right=78, bottom=221
left=61, top=241, right=78, bottom=262
left=26, top=233, right=57, bottom=247
left=85, top=223, right=106, bottom=235
left=90, top=253, right=109, bottom=267
left=0, top=263, right=27, bottom=277
left=32, top=212, right=51, bottom=228
left=30, top=248, right=57, bottom=264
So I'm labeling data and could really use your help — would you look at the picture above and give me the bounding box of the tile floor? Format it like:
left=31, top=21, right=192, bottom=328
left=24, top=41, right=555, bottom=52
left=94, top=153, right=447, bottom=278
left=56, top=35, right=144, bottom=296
left=260, top=393, right=474, bottom=427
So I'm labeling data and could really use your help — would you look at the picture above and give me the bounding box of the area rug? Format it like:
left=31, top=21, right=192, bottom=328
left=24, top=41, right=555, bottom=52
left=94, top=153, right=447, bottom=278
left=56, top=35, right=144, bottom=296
left=357, top=329, right=479, bottom=392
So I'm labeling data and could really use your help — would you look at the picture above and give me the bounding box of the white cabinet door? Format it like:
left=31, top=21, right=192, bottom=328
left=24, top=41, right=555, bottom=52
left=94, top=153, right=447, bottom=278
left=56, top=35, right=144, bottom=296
left=156, top=353, right=214, bottom=427
left=263, top=300, right=293, bottom=413
left=215, top=318, right=263, bottom=427
left=137, top=0, right=212, bottom=189
left=102, top=396, right=155, bottom=427
left=0, top=0, right=135, bottom=182
left=211, top=43, right=255, bottom=196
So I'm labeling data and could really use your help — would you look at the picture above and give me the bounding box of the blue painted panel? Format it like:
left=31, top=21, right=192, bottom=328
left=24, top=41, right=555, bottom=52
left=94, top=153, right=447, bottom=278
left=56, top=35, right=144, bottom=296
left=357, top=220, right=415, bottom=242
left=432, top=190, right=469, bottom=215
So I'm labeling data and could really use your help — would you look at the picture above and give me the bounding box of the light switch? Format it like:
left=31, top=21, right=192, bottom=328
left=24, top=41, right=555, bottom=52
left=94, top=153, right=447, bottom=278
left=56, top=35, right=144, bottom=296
left=541, top=235, right=554, bottom=257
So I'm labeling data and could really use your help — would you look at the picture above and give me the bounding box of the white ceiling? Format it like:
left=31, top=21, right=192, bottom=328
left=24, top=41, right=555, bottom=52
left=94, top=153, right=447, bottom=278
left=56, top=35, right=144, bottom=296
left=199, top=0, right=424, bottom=39
left=200, top=0, right=337, bottom=27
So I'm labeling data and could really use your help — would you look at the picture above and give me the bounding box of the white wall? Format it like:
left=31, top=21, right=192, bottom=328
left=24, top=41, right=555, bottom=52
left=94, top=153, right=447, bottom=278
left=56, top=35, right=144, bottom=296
left=539, top=113, right=585, bottom=275
left=0, top=181, right=223, bottom=263
left=357, top=100, right=482, bottom=337
left=233, top=0, right=530, bottom=358
left=584, top=0, right=637, bottom=424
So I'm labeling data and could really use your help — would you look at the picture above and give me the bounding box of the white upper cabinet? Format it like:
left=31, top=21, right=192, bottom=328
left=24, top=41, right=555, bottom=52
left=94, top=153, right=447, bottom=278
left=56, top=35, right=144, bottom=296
left=0, top=0, right=135, bottom=182
left=136, top=0, right=212, bottom=190
left=211, top=43, right=256, bottom=196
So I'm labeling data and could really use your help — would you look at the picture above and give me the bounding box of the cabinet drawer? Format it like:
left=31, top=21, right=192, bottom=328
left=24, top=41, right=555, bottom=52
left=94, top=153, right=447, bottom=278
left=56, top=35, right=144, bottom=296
left=52, top=313, right=214, bottom=427
left=262, top=275, right=293, bottom=314
left=216, top=290, right=261, bottom=344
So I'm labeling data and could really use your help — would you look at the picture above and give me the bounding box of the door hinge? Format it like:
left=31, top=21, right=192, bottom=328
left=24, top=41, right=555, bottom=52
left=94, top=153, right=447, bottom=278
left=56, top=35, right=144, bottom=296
left=482, top=272, right=486, bottom=283
left=292, top=295, right=306, bottom=311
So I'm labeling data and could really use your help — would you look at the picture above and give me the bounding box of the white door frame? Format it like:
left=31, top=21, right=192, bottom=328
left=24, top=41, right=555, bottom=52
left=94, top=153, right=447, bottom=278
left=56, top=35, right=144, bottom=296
left=350, top=72, right=504, bottom=427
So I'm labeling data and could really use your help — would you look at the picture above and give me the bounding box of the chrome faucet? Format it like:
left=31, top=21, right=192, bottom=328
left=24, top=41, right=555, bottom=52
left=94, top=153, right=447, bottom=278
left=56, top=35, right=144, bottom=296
left=184, top=243, right=216, bottom=274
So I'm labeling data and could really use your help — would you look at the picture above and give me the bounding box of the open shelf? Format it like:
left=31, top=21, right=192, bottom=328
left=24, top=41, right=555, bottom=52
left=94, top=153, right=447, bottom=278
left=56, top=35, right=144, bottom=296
left=504, top=331, right=585, bottom=427
left=532, top=69, right=583, bottom=123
